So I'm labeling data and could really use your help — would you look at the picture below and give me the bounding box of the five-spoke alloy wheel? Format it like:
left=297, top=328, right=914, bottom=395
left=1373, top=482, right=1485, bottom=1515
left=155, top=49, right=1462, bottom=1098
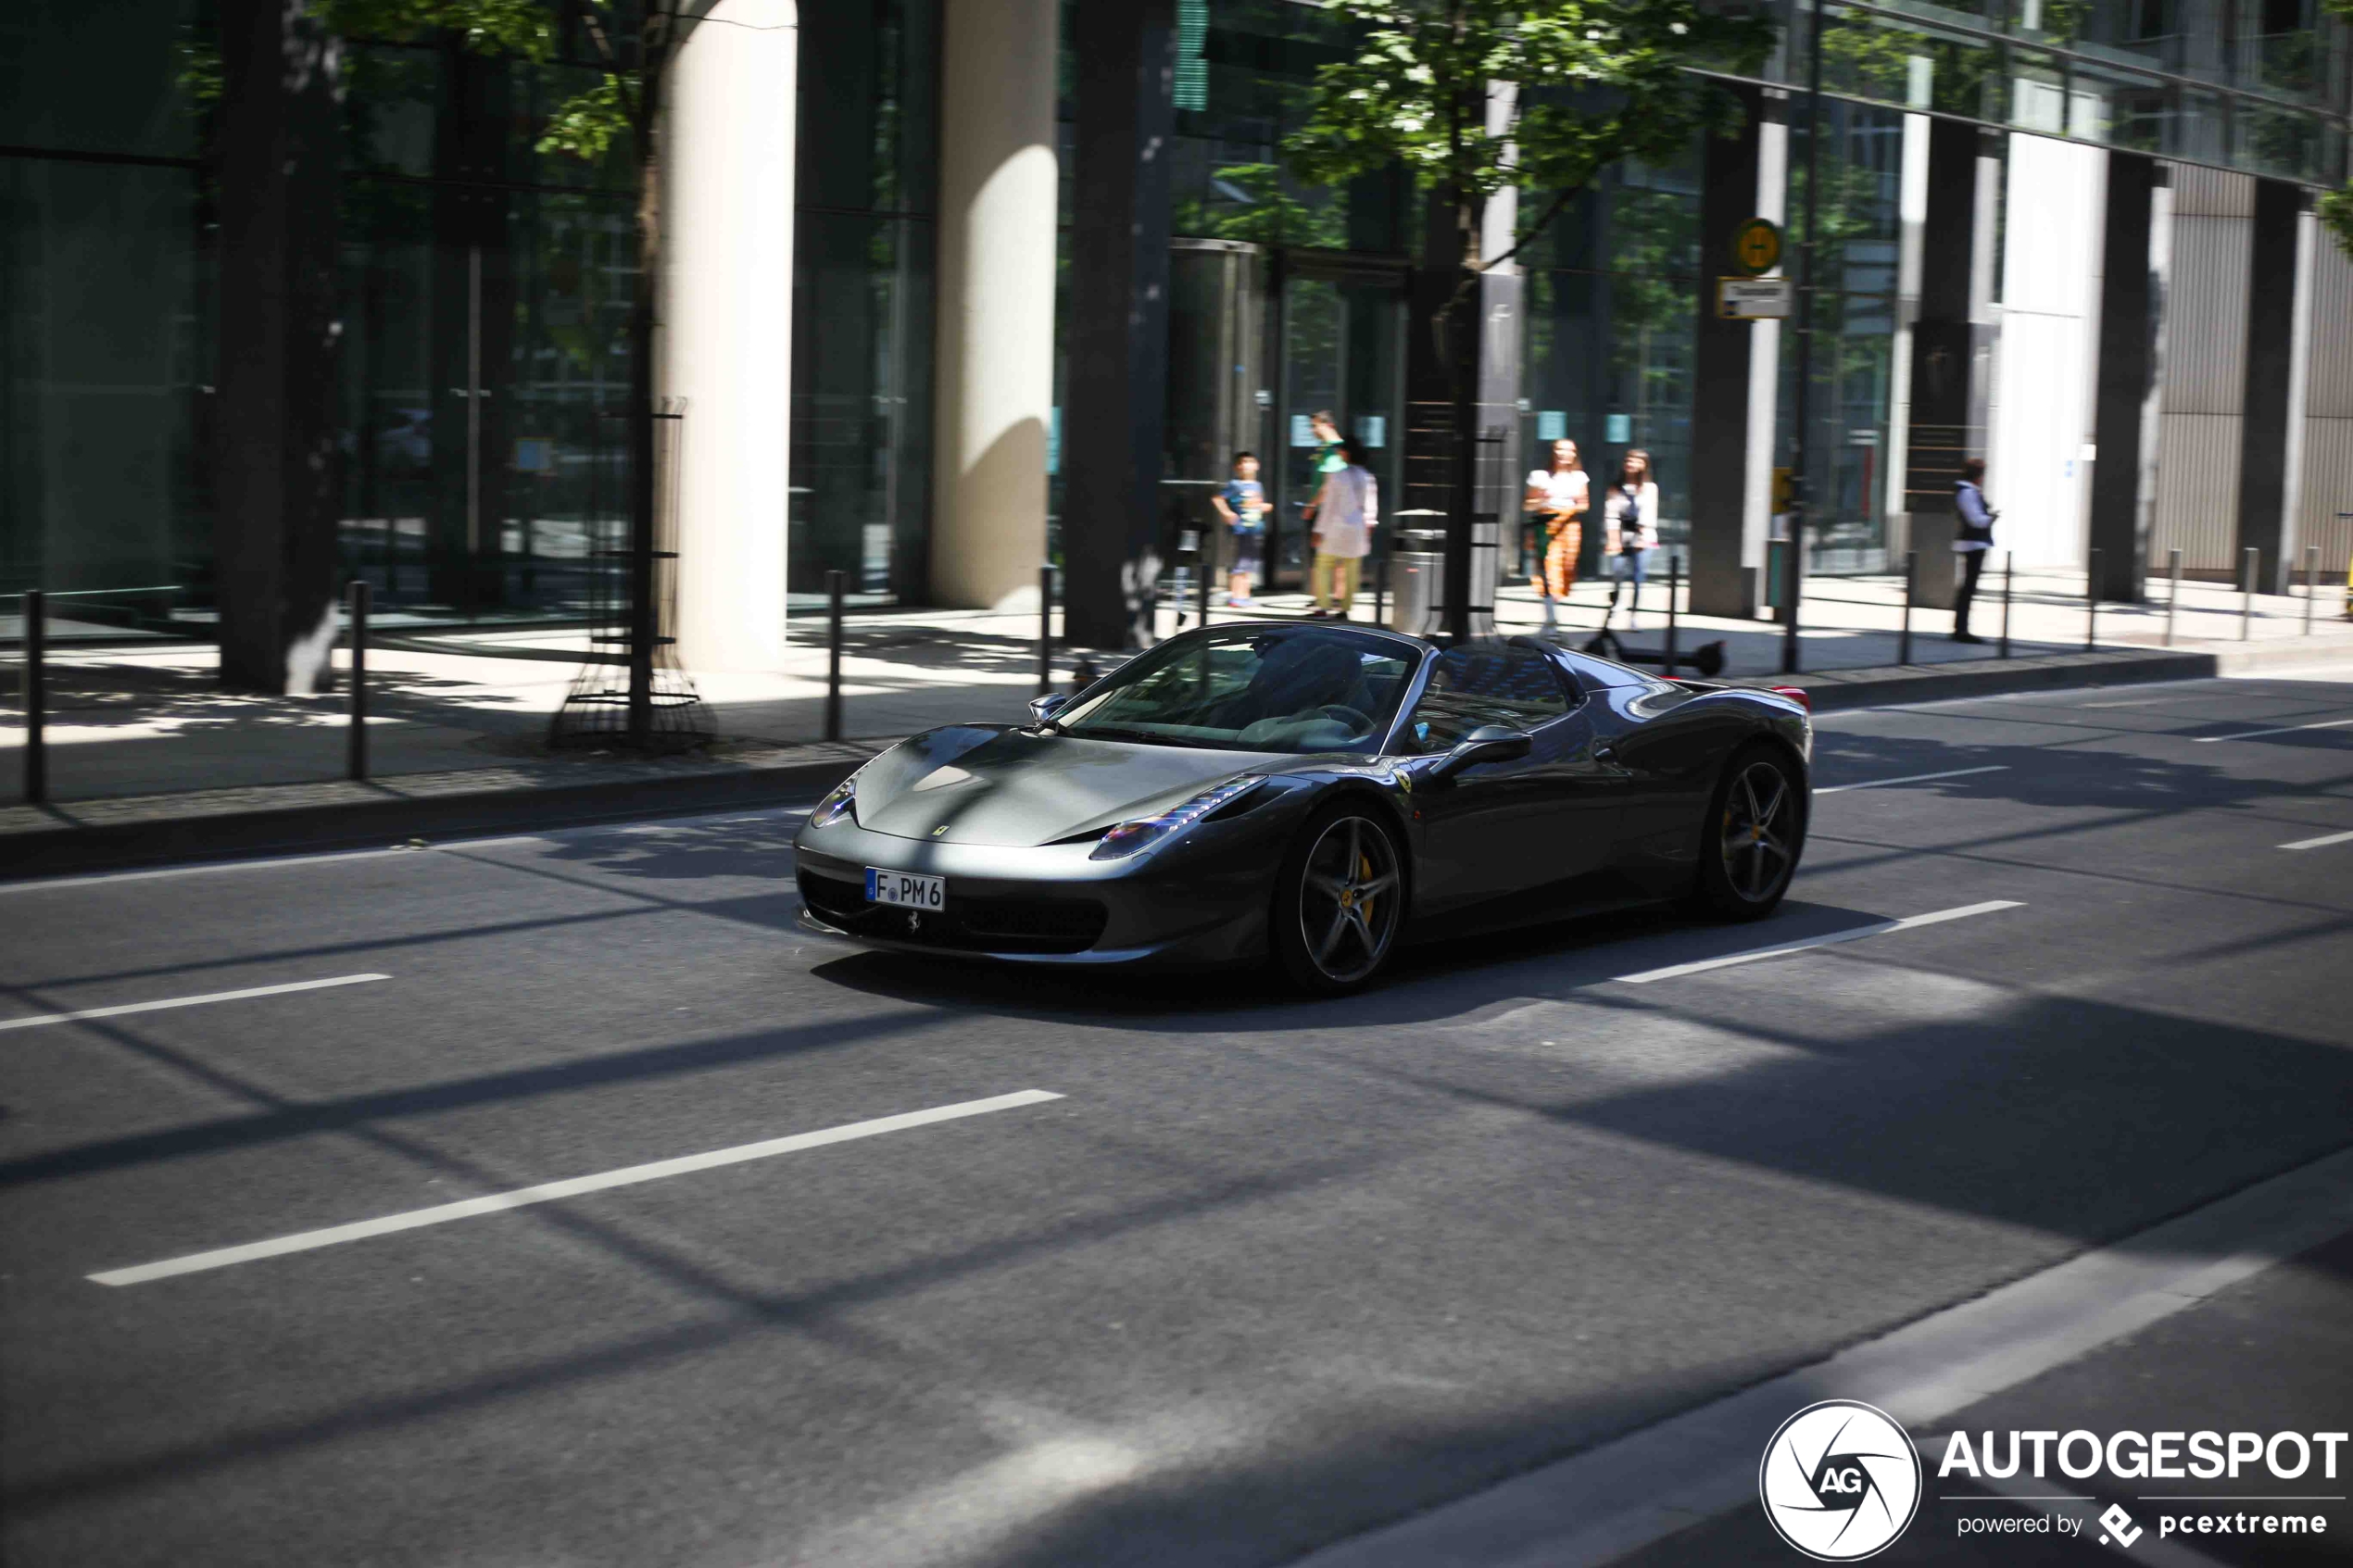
left=1693, top=742, right=1806, bottom=920
left=1274, top=806, right=1403, bottom=993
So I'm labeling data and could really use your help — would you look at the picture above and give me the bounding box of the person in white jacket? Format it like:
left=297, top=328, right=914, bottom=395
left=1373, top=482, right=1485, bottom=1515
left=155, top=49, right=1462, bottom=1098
left=1603, top=449, right=1661, bottom=630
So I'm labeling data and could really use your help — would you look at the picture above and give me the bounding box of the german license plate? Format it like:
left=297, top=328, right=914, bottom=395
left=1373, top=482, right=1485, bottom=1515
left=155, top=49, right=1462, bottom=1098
left=865, top=868, right=945, bottom=909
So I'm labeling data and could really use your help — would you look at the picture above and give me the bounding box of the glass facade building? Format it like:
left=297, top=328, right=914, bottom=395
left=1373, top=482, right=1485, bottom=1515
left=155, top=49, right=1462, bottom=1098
left=1, top=0, right=2346, bottom=647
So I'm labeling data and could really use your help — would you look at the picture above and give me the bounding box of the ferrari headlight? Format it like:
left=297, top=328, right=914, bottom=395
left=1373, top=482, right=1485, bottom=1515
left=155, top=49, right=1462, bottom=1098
left=1089, top=775, right=1264, bottom=860
left=810, top=759, right=875, bottom=828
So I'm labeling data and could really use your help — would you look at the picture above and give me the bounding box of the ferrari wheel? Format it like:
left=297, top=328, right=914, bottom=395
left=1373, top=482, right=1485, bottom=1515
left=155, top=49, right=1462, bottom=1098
left=1693, top=743, right=1805, bottom=921
left=1274, top=805, right=1403, bottom=994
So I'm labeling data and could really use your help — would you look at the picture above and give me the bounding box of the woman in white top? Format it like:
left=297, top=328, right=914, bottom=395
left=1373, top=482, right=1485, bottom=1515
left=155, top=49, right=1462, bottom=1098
left=1603, top=448, right=1662, bottom=630
left=1522, top=438, right=1588, bottom=631
left=1308, top=435, right=1378, bottom=619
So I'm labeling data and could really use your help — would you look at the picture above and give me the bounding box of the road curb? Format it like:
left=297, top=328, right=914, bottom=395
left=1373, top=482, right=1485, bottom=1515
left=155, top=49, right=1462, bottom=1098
left=0, top=743, right=882, bottom=883
left=1723, top=640, right=2353, bottom=711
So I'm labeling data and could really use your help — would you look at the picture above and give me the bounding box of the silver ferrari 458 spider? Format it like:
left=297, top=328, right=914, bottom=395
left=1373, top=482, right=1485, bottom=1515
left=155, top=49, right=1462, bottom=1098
left=794, top=624, right=1811, bottom=993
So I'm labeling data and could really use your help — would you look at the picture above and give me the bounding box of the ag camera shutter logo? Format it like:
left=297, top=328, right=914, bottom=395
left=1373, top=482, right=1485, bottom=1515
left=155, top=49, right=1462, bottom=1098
left=1759, top=1400, right=1923, bottom=1560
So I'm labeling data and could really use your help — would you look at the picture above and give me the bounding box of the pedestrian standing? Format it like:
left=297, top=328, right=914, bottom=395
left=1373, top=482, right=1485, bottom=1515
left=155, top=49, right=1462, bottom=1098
left=1952, top=456, right=1997, bottom=644
left=1522, top=437, right=1589, bottom=633
left=1308, top=435, right=1377, bottom=619
left=1603, top=449, right=1661, bottom=631
left=1212, top=451, right=1268, bottom=608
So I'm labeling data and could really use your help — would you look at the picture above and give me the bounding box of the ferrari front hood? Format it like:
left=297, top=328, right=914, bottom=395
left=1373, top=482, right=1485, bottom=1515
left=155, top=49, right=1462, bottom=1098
left=855, top=728, right=1284, bottom=847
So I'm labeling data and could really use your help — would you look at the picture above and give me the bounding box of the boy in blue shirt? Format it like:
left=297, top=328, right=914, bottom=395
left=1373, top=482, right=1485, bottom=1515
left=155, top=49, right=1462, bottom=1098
left=1212, top=451, right=1267, bottom=608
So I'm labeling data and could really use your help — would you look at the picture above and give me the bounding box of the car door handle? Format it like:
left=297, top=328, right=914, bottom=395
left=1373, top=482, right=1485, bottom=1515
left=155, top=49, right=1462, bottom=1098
left=1592, top=743, right=1618, bottom=763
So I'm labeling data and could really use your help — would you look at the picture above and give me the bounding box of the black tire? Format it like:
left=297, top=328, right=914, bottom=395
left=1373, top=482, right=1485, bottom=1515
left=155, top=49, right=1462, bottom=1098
left=1692, top=741, right=1806, bottom=921
left=1272, top=802, right=1406, bottom=994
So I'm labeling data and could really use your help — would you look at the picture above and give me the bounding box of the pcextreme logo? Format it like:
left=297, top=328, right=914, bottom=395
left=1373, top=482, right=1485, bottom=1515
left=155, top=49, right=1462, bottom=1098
left=1759, top=1400, right=1924, bottom=1561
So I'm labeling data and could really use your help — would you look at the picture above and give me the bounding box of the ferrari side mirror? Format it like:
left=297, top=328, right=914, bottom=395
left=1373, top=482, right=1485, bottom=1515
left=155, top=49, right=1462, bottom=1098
left=1428, top=724, right=1531, bottom=783
left=1028, top=691, right=1072, bottom=723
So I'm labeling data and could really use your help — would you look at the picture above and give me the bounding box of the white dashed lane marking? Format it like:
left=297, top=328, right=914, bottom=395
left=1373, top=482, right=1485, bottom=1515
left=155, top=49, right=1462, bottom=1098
left=0, top=973, right=392, bottom=1034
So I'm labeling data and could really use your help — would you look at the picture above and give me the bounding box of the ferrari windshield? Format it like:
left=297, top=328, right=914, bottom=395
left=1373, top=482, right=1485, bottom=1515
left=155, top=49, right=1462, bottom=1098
left=1054, top=628, right=1418, bottom=753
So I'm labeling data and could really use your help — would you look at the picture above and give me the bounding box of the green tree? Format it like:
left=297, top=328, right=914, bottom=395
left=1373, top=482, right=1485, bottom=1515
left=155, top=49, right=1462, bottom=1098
left=2328, top=0, right=2353, bottom=260
left=1277, top=0, right=1775, bottom=632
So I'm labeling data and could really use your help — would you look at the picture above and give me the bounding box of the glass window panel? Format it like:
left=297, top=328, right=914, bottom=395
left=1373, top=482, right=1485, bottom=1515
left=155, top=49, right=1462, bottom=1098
left=2008, top=47, right=2070, bottom=132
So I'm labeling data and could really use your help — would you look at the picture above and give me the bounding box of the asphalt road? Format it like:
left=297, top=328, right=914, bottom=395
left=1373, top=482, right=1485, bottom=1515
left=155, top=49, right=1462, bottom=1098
left=5, top=671, right=2351, bottom=1568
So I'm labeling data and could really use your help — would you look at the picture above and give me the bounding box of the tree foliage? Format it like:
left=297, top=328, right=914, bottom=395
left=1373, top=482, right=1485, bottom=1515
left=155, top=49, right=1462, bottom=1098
left=1280, top=0, right=1777, bottom=270
left=2327, top=0, right=2353, bottom=260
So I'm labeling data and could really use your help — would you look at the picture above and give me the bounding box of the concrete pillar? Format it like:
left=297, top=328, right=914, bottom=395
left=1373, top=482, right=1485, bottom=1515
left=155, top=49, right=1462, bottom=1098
left=2237, top=178, right=2302, bottom=591
left=930, top=0, right=1059, bottom=612
left=1688, top=82, right=1765, bottom=619
left=2087, top=154, right=2166, bottom=601
left=661, top=0, right=797, bottom=670
left=1739, top=104, right=1788, bottom=614
left=1899, top=121, right=2002, bottom=610
left=1063, top=0, right=1177, bottom=649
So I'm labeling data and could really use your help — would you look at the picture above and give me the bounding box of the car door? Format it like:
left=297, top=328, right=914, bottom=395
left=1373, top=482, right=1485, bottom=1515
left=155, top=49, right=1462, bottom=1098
left=1403, top=644, right=1627, bottom=917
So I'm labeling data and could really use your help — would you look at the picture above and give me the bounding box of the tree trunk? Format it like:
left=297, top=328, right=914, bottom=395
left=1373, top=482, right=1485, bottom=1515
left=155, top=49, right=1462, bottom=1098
left=626, top=35, right=668, bottom=746
left=212, top=0, right=344, bottom=694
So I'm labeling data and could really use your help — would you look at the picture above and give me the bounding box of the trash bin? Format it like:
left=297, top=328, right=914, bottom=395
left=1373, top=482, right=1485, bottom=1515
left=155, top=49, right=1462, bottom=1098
left=1387, top=528, right=1448, bottom=634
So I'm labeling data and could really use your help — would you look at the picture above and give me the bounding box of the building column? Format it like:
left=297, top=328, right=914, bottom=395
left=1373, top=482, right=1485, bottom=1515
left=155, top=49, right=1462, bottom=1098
left=1898, top=121, right=2001, bottom=611
left=661, top=0, right=797, bottom=671
left=929, top=0, right=1059, bottom=613
left=1062, top=0, right=1177, bottom=649
left=2087, top=155, right=2165, bottom=601
left=1688, top=82, right=1765, bottom=619
left=2237, top=178, right=2302, bottom=592
left=212, top=0, right=343, bottom=695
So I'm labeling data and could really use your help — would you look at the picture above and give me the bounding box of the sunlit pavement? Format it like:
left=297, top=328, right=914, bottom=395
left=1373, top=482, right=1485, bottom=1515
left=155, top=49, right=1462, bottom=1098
left=3, top=671, right=2350, bottom=1567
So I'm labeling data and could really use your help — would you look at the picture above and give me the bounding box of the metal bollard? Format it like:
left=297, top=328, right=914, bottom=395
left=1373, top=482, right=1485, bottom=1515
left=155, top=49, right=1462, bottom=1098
left=21, top=588, right=45, bottom=805
left=2306, top=544, right=2321, bottom=636
left=2241, top=546, right=2259, bottom=641
left=824, top=569, right=845, bottom=743
left=346, top=580, right=371, bottom=783
left=1999, top=552, right=2014, bottom=659
left=2086, top=549, right=2100, bottom=652
left=1197, top=539, right=1212, bottom=629
left=1898, top=549, right=1916, bottom=666
left=1663, top=550, right=1680, bottom=677
left=1374, top=551, right=1390, bottom=630
left=1038, top=562, right=1054, bottom=695
left=2165, top=547, right=2183, bottom=646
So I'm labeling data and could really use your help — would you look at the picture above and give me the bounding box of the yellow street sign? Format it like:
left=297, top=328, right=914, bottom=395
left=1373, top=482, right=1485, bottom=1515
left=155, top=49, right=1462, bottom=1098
left=1731, top=218, right=1783, bottom=276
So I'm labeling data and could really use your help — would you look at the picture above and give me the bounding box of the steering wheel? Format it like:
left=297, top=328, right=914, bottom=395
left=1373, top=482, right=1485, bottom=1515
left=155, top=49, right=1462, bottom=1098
left=1314, top=705, right=1373, bottom=733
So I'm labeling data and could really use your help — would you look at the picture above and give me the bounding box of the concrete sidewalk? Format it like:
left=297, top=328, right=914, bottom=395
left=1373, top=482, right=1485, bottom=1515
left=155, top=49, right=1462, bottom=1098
left=4, top=564, right=2348, bottom=877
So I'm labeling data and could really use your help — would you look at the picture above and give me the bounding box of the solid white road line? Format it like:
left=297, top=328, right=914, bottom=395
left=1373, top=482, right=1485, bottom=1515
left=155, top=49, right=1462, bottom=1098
left=1813, top=765, right=2009, bottom=795
left=2192, top=717, right=2353, bottom=744
left=0, top=973, right=391, bottom=1034
left=2279, top=828, right=2353, bottom=851
left=1613, top=901, right=2023, bottom=985
left=1296, top=1143, right=2353, bottom=1568
left=90, top=1089, right=1063, bottom=1286
left=0, top=803, right=822, bottom=897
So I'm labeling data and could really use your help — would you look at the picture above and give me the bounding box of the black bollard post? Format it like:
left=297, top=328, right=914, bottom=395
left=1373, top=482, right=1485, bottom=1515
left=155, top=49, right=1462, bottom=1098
left=1198, top=534, right=1213, bottom=629
left=824, top=569, right=845, bottom=743
left=2308, top=545, right=2322, bottom=636
left=2000, top=552, right=2014, bottom=659
left=1898, top=549, right=1916, bottom=666
left=2086, top=548, right=2100, bottom=652
left=346, top=579, right=370, bottom=782
left=2241, top=546, right=2258, bottom=641
left=1374, top=549, right=1390, bottom=630
left=2165, top=547, right=2183, bottom=646
left=22, top=588, right=45, bottom=805
left=1038, top=562, right=1054, bottom=695
left=1663, top=550, right=1680, bottom=676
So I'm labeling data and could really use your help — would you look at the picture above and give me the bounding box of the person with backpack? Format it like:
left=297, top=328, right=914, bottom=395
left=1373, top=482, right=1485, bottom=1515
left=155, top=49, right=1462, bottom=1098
left=1212, top=450, right=1268, bottom=608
